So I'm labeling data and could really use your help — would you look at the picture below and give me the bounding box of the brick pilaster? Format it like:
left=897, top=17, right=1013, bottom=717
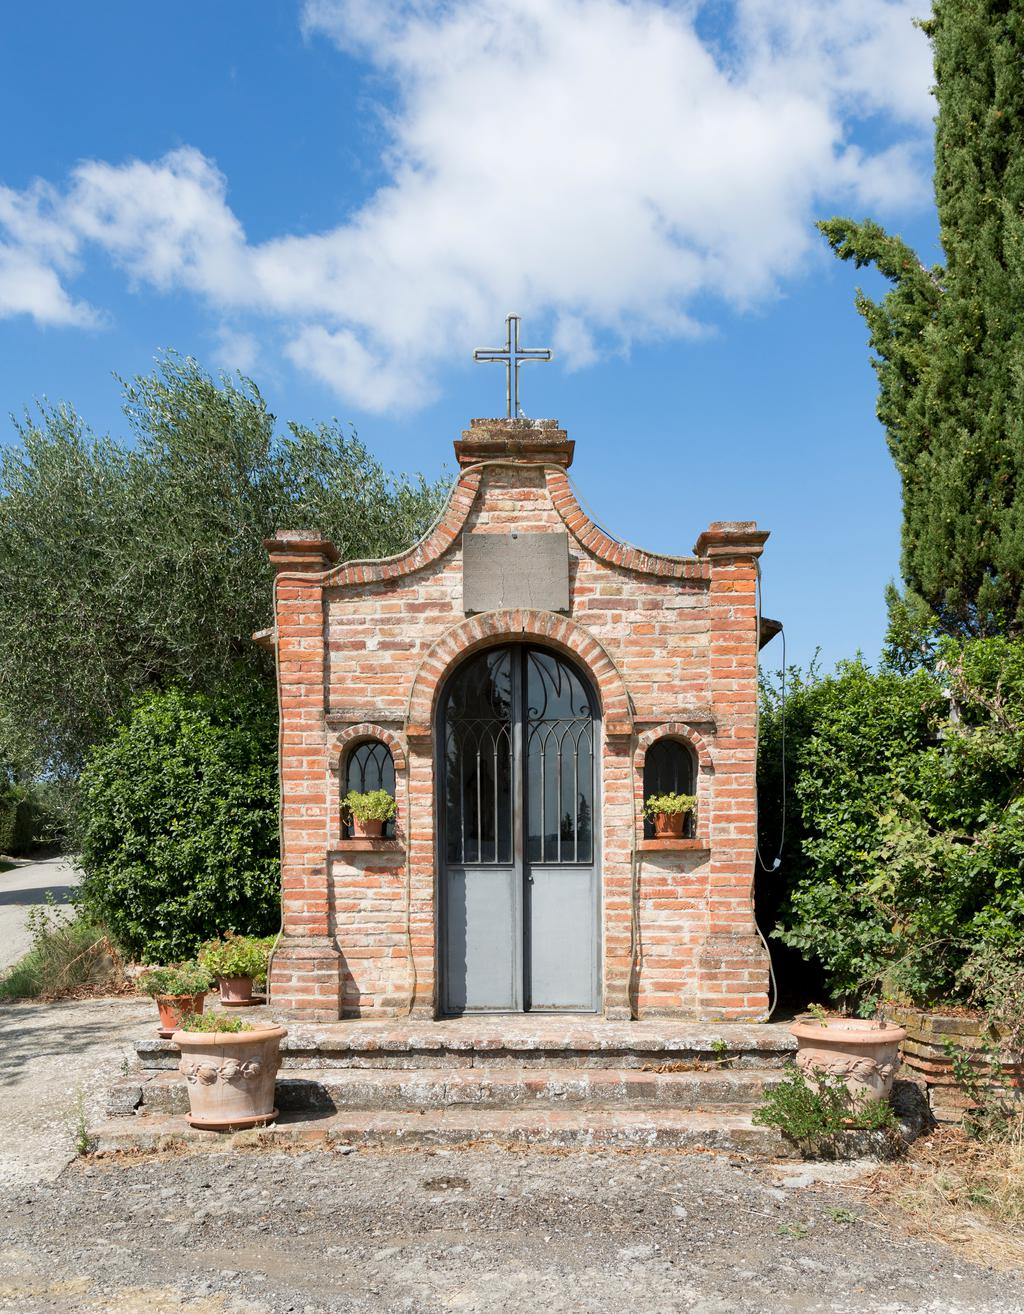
left=693, top=522, right=770, bottom=1019
left=264, top=530, right=343, bottom=1021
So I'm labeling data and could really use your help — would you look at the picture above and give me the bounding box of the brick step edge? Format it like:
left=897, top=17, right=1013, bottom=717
left=87, top=1106, right=922, bottom=1160
left=89, top=1107, right=801, bottom=1156
left=109, top=1066, right=786, bottom=1119
left=135, top=1042, right=796, bottom=1073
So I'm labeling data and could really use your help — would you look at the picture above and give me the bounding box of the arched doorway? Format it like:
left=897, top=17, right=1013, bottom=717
left=438, top=643, right=600, bottom=1014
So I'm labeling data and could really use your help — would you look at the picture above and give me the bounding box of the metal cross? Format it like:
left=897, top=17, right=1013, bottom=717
left=473, top=313, right=552, bottom=418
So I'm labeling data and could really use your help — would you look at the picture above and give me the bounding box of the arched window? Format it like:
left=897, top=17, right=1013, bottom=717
left=344, top=740, right=396, bottom=838
left=643, top=738, right=696, bottom=839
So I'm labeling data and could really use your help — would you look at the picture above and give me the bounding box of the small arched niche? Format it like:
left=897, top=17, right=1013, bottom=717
left=642, top=737, right=697, bottom=839
left=343, top=739, right=397, bottom=839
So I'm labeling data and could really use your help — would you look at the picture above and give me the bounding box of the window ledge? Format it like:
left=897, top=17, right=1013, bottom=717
left=637, top=838, right=710, bottom=853
left=331, top=839, right=405, bottom=854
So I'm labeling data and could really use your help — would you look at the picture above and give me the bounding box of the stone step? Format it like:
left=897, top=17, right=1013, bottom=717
left=90, top=1106, right=798, bottom=1157
left=135, top=1017, right=797, bottom=1072
left=112, top=1064, right=785, bottom=1119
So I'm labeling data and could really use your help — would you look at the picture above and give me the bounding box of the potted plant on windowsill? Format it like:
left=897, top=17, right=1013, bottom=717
left=138, top=963, right=212, bottom=1038
left=173, top=1013, right=287, bottom=1131
left=643, top=792, right=697, bottom=839
left=198, top=933, right=273, bottom=1006
left=342, top=788, right=397, bottom=839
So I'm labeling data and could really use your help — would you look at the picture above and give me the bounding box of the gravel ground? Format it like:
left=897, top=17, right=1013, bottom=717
left=0, top=1144, right=1021, bottom=1313
left=1, top=996, right=1021, bottom=1313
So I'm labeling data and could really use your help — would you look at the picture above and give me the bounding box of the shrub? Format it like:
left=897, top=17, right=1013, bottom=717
left=198, top=933, right=273, bottom=983
left=759, top=642, right=1024, bottom=1011
left=137, top=963, right=212, bottom=998
left=75, top=678, right=280, bottom=962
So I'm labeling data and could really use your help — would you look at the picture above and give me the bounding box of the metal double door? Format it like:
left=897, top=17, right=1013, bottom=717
left=440, top=644, right=599, bottom=1014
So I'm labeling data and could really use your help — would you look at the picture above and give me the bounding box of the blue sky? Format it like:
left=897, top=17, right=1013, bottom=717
left=0, top=1, right=941, bottom=673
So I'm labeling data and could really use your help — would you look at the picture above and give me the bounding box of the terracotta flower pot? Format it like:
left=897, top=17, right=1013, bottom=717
left=653, top=811, right=686, bottom=838
left=156, top=992, right=205, bottom=1035
left=791, top=1017, right=906, bottom=1103
left=218, top=975, right=254, bottom=1005
left=173, top=1024, right=287, bottom=1130
left=352, top=816, right=384, bottom=838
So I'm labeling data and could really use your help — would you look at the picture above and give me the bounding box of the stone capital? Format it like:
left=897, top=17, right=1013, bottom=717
left=692, top=521, right=769, bottom=560
left=453, top=417, right=574, bottom=468
left=264, top=529, right=339, bottom=573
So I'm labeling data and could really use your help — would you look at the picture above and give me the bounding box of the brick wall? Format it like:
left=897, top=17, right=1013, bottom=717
left=267, top=419, right=770, bottom=1021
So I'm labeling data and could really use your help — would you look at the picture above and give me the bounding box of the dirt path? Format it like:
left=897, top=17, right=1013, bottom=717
left=0, top=997, right=152, bottom=1188
left=0, top=857, right=79, bottom=971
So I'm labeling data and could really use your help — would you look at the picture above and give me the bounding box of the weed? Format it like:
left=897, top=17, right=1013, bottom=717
left=69, top=1090, right=93, bottom=1157
left=778, top=1222, right=810, bottom=1239
left=943, top=1038, right=1024, bottom=1144
left=868, top=1129, right=1024, bottom=1269
left=710, top=1037, right=730, bottom=1067
left=826, top=1206, right=859, bottom=1225
left=752, top=1066, right=901, bottom=1158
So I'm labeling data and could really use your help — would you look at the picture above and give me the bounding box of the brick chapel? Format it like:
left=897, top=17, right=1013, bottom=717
left=262, top=412, right=776, bottom=1023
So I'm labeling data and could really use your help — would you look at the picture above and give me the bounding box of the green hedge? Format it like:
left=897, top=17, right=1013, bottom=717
left=0, top=791, right=47, bottom=856
left=75, top=677, right=280, bottom=962
left=758, top=640, right=1024, bottom=1012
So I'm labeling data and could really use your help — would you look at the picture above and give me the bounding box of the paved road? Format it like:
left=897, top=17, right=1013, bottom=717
left=0, top=856, right=78, bottom=971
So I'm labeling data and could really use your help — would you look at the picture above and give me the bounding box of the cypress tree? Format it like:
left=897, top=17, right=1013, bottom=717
left=821, top=1, right=1024, bottom=652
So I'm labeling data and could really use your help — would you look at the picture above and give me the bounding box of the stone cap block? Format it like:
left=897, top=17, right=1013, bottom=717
left=264, top=529, right=340, bottom=571
left=454, top=417, right=574, bottom=468
left=693, top=521, right=769, bottom=559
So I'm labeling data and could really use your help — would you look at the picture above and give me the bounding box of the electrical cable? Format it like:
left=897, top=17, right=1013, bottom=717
left=752, top=562, right=786, bottom=1021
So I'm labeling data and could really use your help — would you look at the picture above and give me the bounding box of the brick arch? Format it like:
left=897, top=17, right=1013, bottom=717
left=405, top=609, right=633, bottom=738
left=633, top=722, right=714, bottom=774
left=328, top=723, right=407, bottom=774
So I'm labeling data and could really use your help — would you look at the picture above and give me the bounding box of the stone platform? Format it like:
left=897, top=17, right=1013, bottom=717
left=90, top=1013, right=919, bottom=1157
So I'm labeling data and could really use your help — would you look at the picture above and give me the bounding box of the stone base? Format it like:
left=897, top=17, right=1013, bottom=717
left=269, top=937, right=343, bottom=1021
left=696, top=934, right=771, bottom=1020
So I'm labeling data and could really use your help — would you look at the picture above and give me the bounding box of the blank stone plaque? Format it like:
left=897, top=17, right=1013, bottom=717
left=462, top=531, right=570, bottom=614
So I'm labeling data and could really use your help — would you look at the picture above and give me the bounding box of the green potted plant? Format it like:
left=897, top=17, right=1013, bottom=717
left=137, top=963, right=212, bottom=1037
left=173, top=1013, right=287, bottom=1130
left=342, top=788, right=397, bottom=838
left=643, top=791, right=697, bottom=838
left=198, top=933, right=273, bottom=1005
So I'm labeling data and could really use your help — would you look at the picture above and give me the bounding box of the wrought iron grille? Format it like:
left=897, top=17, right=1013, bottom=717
left=444, top=648, right=514, bottom=865
left=345, top=740, right=396, bottom=838
left=525, top=650, right=593, bottom=864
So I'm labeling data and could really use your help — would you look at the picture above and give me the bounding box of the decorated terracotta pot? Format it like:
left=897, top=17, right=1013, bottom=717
left=791, top=1017, right=906, bottom=1103
left=218, top=975, right=254, bottom=1004
left=173, top=1025, right=287, bottom=1130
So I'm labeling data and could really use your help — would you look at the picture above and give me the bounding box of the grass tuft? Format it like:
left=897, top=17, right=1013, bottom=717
left=0, top=902, right=129, bottom=1001
left=866, top=1128, right=1024, bottom=1269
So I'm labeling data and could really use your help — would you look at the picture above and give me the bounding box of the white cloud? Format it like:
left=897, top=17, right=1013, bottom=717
left=213, top=326, right=261, bottom=374
left=0, top=0, right=934, bottom=409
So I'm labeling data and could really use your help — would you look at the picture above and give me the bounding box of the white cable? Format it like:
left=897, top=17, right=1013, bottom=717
left=753, top=562, right=782, bottom=1021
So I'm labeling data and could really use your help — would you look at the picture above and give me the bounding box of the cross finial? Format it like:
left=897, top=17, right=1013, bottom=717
left=473, top=313, right=552, bottom=419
